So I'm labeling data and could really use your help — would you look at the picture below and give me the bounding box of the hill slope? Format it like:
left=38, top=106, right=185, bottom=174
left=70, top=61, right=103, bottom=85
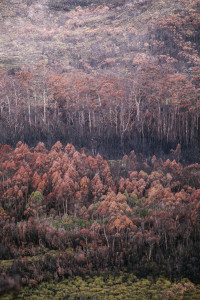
left=0, top=0, right=200, bottom=74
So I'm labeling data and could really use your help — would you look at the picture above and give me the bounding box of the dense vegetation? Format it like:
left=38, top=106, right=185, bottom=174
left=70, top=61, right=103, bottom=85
left=1, top=142, right=200, bottom=297
left=3, top=275, right=200, bottom=299
left=1, top=0, right=200, bottom=298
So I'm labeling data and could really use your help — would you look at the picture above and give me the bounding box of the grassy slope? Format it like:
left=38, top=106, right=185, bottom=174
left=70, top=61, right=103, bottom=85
left=0, top=0, right=198, bottom=74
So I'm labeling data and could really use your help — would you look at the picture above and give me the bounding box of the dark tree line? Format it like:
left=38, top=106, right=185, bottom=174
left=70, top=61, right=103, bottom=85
left=0, top=62, right=199, bottom=161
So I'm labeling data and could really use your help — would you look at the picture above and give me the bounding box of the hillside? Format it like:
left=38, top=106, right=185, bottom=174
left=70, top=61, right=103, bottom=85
left=0, top=0, right=200, bottom=74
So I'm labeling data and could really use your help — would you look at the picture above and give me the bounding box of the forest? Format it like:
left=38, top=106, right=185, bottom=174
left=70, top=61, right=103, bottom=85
left=0, top=0, right=200, bottom=298
left=0, top=61, right=200, bottom=160
left=1, top=142, right=200, bottom=298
